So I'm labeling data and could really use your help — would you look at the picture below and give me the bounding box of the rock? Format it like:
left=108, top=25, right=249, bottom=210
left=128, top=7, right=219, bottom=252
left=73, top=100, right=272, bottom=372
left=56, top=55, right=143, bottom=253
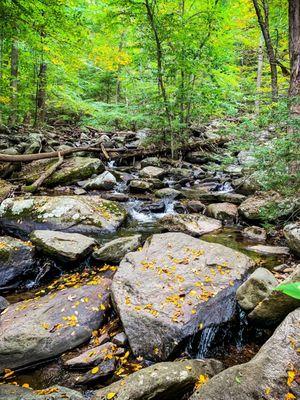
left=189, top=308, right=300, bottom=400
left=182, top=189, right=245, bottom=205
left=168, top=167, right=193, bottom=180
left=112, top=332, right=127, bottom=346
left=0, top=236, right=35, bottom=288
left=206, top=203, right=238, bottom=222
left=0, top=277, right=111, bottom=372
left=0, top=384, right=84, bottom=400
left=160, top=214, right=222, bottom=237
left=129, top=180, right=153, bottom=192
left=92, top=359, right=224, bottom=400
left=76, top=358, right=116, bottom=385
left=74, top=188, right=86, bottom=195
left=141, top=201, right=165, bottom=213
left=273, top=263, right=289, bottom=272
left=0, top=296, right=9, bottom=312
left=112, top=232, right=254, bottom=360
left=223, top=164, right=243, bottom=176
left=0, top=196, right=127, bottom=236
left=0, top=179, right=14, bottom=201
left=139, top=166, right=165, bottom=179
left=236, top=268, right=278, bottom=311
left=237, top=150, right=256, bottom=166
left=102, top=192, right=129, bottom=202
left=93, top=235, right=142, bottom=263
left=249, top=265, right=300, bottom=324
left=30, top=230, right=96, bottom=262
left=246, top=245, right=290, bottom=256
left=140, top=157, right=161, bottom=168
left=186, top=151, right=216, bottom=164
left=65, top=342, right=117, bottom=369
left=186, top=200, right=206, bottom=213
left=232, top=176, right=260, bottom=195
left=242, top=226, right=267, bottom=242
left=155, top=188, right=183, bottom=199
left=19, top=157, right=104, bottom=187
left=283, top=222, right=300, bottom=255
left=83, top=171, right=117, bottom=190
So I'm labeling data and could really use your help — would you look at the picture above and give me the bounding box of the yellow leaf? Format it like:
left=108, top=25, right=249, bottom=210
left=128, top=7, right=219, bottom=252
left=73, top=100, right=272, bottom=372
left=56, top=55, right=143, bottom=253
left=22, top=383, right=31, bottom=389
left=91, top=366, right=99, bottom=374
left=287, top=370, right=296, bottom=386
left=107, top=393, right=116, bottom=399
left=285, top=393, right=296, bottom=400
left=265, top=387, right=271, bottom=395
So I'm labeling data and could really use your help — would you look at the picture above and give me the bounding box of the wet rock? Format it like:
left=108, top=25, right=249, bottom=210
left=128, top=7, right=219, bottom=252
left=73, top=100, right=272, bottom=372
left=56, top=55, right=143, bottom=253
left=242, top=226, right=267, bottom=242
left=112, top=332, right=127, bottom=346
left=19, top=157, right=104, bottom=187
left=102, top=193, right=129, bottom=202
left=0, top=179, right=15, bottom=201
left=189, top=308, right=300, bottom=400
left=249, top=265, right=300, bottom=324
left=160, top=214, right=222, bottom=237
left=155, top=187, right=183, bottom=199
left=0, top=384, right=84, bottom=400
left=168, top=167, right=192, bottom=180
left=30, top=230, right=96, bottom=262
left=182, top=189, right=245, bottom=205
left=82, top=171, right=117, bottom=190
left=65, top=342, right=117, bottom=369
left=140, top=201, right=165, bottom=213
left=283, top=222, right=300, bottom=255
left=186, top=200, right=206, bottom=213
left=74, top=188, right=86, bottom=195
left=0, top=236, right=35, bottom=288
left=92, top=359, right=224, bottom=400
left=0, top=196, right=127, bottom=236
left=236, top=268, right=278, bottom=311
left=112, top=232, right=254, bottom=360
left=206, top=202, right=238, bottom=222
left=140, top=157, right=161, bottom=168
left=0, top=277, right=111, bottom=372
left=0, top=296, right=9, bottom=312
left=186, top=151, right=216, bottom=164
left=232, top=176, right=260, bottom=195
left=246, top=245, right=289, bottom=256
left=129, top=180, right=153, bottom=192
left=139, top=166, right=165, bottom=179
left=93, top=235, right=142, bottom=264
left=76, top=358, right=116, bottom=385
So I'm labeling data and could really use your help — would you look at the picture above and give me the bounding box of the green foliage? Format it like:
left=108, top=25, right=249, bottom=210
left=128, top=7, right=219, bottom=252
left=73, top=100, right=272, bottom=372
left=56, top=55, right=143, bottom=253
left=276, top=282, right=300, bottom=300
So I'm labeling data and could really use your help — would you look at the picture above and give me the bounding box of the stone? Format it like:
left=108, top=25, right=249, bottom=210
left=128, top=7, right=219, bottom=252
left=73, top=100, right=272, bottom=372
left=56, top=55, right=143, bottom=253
left=186, top=200, right=206, bottom=213
left=182, top=189, right=245, bottom=205
left=19, top=157, right=104, bottom=187
left=140, top=157, right=161, bottom=168
left=155, top=188, right=183, bottom=199
left=93, top=235, right=142, bottom=263
left=30, top=230, right=96, bottom=262
left=139, top=166, right=165, bottom=179
left=0, top=196, right=127, bottom=236
left=283, top=222, right=300, bottom=255
left=168, top=167, right=193, bottom=180
left=76, top=358, right=116, bottom=385
left=189, top=309, right=300, bottom=400
left=0, top=277, right=111, bottom=372
left=0, top=385, right=84, bottom=400
left=232, top=176, right=261, bottom=195
left=236, top=268, right=278, bottom=311
left=160, top=214, right=222, bottom=237
left=82, top=171, right=117, bottom=190
left=242, top=226, right=267, bottom=242
left=129, top=180, right=153, bottom=192
left=112, top=232, right=254, bottom=360
left=0, top=179, right=14, bottom=201
left=0, top=296, right=9, bottom=312
left=0, top=236, right=35, bottom=288
left=74, top=188, right=86, bottom=195
left=102, top=192, right=129, bottom=202
left=246, top=245, right=290, bottom=256
left=237, top=150, right=256, bottom=166
left=92, top=359, right=224, bottom=400
left=186, top=151, right=217, bottom=164
left=206, top=202, right=238, bottom=222
left=249, top=265, right=300, bottom=324
left=112, top=332, right=127, bottom=346
left=65, top=342, right=117, bottom=369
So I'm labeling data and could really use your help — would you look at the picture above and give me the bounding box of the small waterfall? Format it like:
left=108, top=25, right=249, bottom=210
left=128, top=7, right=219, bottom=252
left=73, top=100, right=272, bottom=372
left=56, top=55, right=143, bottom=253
left=197, top=325, right=219, bottom=358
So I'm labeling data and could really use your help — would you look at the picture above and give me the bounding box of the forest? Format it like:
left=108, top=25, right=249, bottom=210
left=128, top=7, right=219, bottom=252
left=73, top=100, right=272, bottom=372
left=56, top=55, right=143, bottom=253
left=0, top=0, right=299, bottom=399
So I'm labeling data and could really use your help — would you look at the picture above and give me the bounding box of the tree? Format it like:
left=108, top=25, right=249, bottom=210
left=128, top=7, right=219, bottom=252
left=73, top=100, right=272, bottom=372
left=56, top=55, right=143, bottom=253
left=289, top=0, right=300, bottom=116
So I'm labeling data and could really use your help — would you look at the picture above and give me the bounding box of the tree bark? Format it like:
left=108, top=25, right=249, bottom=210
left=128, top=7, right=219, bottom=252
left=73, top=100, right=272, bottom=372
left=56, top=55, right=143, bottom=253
left=8, top=40, right=19, bottom=126
left=255, top=34, right=264, bottom=114
left=289, top=0, right=300, bottom=116
left=35, top=61, right=47, bottom=126
left=252, top=0, right=278, bottom=101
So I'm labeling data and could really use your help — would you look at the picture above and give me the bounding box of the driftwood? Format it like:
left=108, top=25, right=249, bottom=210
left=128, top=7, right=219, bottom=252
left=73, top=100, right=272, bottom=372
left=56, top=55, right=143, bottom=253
left=23, top=152, right=64, bottom=193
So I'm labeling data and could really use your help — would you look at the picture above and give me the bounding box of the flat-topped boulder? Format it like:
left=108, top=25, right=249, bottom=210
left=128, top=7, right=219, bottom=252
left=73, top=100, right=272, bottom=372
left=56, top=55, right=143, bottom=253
left=189, top=308, right=300, bottom=400
left=160, top=214, right=222, bottom=236
left=93, top=235, right=142, bottom=263
left=112, top=232, right=254, bottom=361
left=0, top=195, right=127, bottom=236
left=18, top=156, right=104, bottom=187
left=0, top=384, right=84, bottom=400
left=0, top=277, right=111, bottom=372
left=30, top=230, right=96, bottom=262
left=0, top=235, right=35, bottom=288
left=246, top=244, right=289, bottom=256
left=206, top=202, right=238, bottom=222
left=139, top=166, right=165, bottom=179
left=82, top=171, right=117, bottom=190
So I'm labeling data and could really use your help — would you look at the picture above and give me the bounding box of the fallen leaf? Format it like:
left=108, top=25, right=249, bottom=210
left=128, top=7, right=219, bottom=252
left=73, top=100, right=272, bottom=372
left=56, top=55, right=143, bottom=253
left=91, top=366, right=99, bottom=374
left=107, top=392, right=116, bottom=399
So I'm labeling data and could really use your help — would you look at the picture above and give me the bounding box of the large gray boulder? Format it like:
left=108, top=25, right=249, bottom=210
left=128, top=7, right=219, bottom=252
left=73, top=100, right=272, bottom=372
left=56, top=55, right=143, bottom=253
left=92, top=359, right=224, bottom=400
left=0, top=278, right=111, bottom=372
left=30, top=230, right=96, bottom=262
left=93, top=235, right=142, bottom=263
left=249, top=265, right=300, bottom=324
left=283, top=222, right=300, bottom=255
left=206, top=202, right=238, bottom=222
left=242, top=226, right=267, bottom=242
left=139, top=166, right=165, bottom=179
left=189, top=308, right=300, bottom=400
left=82, top=171, right=117, bottom=190
left=0, top=385, right=84, bottom=400
left=236, top=267, right=278, bottom=311
left=0, top=235, right=35, bottom=287
left=112, top=232, right=254, bottom=360
left=19, top=157, right=104, bottom=187
left=160, top=214, right=222, bottom=237
left=0, top=196, right=127, bottom=236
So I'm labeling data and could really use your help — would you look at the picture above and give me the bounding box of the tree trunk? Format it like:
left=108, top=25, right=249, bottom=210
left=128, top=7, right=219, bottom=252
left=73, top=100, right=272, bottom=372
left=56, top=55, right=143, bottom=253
left=252, top=0, right=278, bottom=101
left=289, top=0, right=300, bottom=116
left=8, top=40, right=19, bottom=126
left=255, top=34, right=264, bottom=114
left=35, top=61, right=47, bottom=127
